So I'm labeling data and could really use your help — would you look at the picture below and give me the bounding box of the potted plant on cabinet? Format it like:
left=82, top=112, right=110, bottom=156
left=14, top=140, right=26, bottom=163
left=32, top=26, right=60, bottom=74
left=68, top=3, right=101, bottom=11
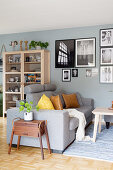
left=29, top=41, right=49, bottom=50
left=19, top=101, right=39, bottom=121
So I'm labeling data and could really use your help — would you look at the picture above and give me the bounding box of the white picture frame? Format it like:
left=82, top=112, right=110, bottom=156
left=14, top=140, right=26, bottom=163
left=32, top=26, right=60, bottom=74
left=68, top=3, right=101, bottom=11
left=75, top=38, right=96, bottom=68
left=100, top=48, right=113, bottom=65
left=100, top=66, right=113, bottom=83
left=100, top=29, right=113, bottom=47
left=62, top=69, right=71, bottom=82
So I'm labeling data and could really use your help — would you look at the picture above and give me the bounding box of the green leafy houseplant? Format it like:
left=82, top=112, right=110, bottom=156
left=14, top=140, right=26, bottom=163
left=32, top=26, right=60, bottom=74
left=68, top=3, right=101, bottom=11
left=29, top=41, right=49, bottom=49
left=19, top=101, right=39, bottom=112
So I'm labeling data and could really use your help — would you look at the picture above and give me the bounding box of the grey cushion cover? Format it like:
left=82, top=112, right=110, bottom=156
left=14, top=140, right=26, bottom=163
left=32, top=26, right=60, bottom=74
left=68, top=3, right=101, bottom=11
left=26, top=91, right=55, bottom=106
left=44, top=84, right=57, bottom=91
left=24, top=84, right=44, bottom=94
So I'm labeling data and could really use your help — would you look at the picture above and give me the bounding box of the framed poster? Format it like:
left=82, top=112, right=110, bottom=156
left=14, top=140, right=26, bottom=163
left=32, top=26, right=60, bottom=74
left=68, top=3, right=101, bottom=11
left=100, top=28, right=113, bottom=47
left=62, top=69, right=71, bottom=82
left=100, top=48, right=113, bottom=65
left=72, top=69, right=78, bottom=77
left=55, top=39, right=75, bottom=68
left=75, top=38, right=96, bottom=68
left=100, top=66, right=113, bottom=83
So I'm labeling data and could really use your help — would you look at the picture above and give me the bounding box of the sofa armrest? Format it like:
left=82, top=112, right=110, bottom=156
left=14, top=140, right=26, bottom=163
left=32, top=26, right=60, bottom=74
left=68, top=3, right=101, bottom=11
left=82, top=97, right=94, bottom=109
left=7, top=108, right=70, bottom=151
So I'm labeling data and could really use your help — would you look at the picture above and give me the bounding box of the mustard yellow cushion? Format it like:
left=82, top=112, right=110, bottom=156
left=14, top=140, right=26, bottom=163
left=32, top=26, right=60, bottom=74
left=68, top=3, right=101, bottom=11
left=37, top=94, right=55, bottom=110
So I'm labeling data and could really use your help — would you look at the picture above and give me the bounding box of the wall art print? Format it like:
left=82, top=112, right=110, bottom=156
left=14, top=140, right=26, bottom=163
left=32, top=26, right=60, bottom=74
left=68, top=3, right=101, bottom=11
left=100, top=28, right=113, bottom=47
left=75, top=38, right=96, bottom=68
left=100, top=48, right=113, bottom=65
left=62, top=69, right=71, bottom=82
left=55, top=39, right=75, bottom=68
left=100, top=66, right=113, bottom=83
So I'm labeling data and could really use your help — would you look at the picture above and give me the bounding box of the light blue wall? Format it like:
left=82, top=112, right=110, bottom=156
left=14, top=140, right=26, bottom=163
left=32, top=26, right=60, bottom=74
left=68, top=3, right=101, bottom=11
left=0, top=24, right=113, bottom=107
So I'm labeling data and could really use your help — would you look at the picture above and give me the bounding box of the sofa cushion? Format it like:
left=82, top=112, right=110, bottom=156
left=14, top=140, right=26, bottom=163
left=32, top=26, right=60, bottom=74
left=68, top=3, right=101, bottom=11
left=44, top=84, right=57, bottom=91
left=69, top=117, right=79, bottom=130
left=76, top=92, right=83, bottom=106
left=76, top=106, right=92, bottom=119
left=24, top=84, right=44, bottom=94
left=50, top=95, right=63, bottom=110
left=37, top=94, right=55, bottom=110
left=26, top=91, right=55, bottom=106
left=62, top=93, right=80, bottom=109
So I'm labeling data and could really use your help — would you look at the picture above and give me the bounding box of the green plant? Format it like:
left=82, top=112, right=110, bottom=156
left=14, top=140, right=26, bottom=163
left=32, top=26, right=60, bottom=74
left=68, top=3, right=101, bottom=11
left=29, top=41, right=49, bottom=49
left=19, top=101, right=39, bottom=113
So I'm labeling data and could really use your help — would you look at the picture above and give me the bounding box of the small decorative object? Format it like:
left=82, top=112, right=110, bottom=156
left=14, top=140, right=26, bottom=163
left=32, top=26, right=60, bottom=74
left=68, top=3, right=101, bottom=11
left=100, top=28, right=113, bottom=47
left=26, top=57, right=30, bottom=62
left=19, top=101, right=39, bottom=121
left=29, top=41, right=49, bottom=50
left=62, top=69, right=71, bottom=82
left=11, top=66, right=17, bottom=72
left=9, top=77, right=15, bottom=82
left=100, top=48, right=113, bottom=65
left=100, top=66, right=113, bottom=83
left=9, top=41, right=18, bottom=51
left=15, top=76, right=19, bottom=82
left=75, top=38, right=96, bottom=68
left=19, top=40, right=23, bottom=51
left=86, top=69, right=92, bottom=77
left=72, top=69, right=78, bottom=77
left=112, top=101, right=113, bottom=108
left=55, top=39, right=75, bottom=68
left=12, top=95, right=18, bottom=101
left=24, top=41, right=28, bottom=50
left=14, top=86, right=19, bottom=92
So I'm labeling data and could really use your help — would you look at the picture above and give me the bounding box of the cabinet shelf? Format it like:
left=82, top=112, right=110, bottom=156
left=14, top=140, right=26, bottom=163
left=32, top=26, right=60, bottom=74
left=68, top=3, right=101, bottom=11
left=24, top=62, right=41, bottom=64
left=7, top=101, right=16, bottom=104
left=6, top=72, right=21, bottom=74
left=7, top=63, right=21, bottom=65
left=24, top=72, right=41, bottom=74
left=5, top=92, right=21, bottom=94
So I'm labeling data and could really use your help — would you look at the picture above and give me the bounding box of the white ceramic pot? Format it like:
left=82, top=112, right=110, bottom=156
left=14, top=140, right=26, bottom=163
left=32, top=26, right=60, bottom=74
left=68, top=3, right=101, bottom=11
left=24, top=112, right=33, bottom=121
left=36, top=46, right=41, bottom=50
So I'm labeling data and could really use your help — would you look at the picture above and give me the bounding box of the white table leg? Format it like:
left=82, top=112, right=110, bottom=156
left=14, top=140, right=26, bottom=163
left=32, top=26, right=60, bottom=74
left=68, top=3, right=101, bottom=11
left=99, top=115, right=102, bottom=133
left=93, top=114, right=99, bottom=142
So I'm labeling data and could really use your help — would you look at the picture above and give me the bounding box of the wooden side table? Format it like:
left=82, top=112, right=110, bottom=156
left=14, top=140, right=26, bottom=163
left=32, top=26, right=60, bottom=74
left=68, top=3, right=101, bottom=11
left=8, top=118, right=51, bottom=160
left=92, top=107, right=113, bottom=142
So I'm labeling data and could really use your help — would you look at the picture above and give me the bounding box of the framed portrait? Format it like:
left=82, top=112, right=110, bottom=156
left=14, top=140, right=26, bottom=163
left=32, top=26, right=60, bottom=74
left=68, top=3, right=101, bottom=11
left=100, top=48, right=113, bottom=65
left=72, top=69, right=78, bottom=77
left=100, top=66, right=113, bottom=83
left=86, top=69, right=92, bottom=77
left=100, top=28, right=113, bottom=47
left=75, top=38, right=96, bottom=68
left=55, top=39, right=75, bottom=68
left=62, top=69, right=71, bottom=82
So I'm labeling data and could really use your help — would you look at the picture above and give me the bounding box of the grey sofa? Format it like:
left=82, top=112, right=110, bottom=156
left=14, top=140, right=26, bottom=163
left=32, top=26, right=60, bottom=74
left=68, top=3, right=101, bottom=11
left=7, top=84, right=94, bottom=153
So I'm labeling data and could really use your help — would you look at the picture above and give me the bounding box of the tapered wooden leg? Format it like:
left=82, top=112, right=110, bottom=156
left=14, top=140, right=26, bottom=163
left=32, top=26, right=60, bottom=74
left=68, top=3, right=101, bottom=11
left=44, top=124, right=51, bottom=154
left=39, top=129, right=44, bottom=160
left=17, top=136, right=21, bottom=150
left=99, top=115, right=102, bottom=133
left=93, top=114, right=99, bottom=142
left=8, top=126, right=14, bottom=154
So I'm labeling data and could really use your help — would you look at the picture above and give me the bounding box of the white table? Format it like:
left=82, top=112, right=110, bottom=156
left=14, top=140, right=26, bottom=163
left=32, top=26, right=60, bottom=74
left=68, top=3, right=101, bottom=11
left=92, top=107, right=113, bottom=142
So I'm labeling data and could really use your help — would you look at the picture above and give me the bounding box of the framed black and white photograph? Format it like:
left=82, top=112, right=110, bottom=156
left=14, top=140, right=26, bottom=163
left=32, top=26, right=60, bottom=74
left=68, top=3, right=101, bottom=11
left=100, top=28, right=113, bottom=47
left=62, top=69, right=71, bottom=82
left=86, top=69, right=92, bottom=77
left=72, top=69, right=78, bottom=77
left=100, top=48, right=113, bottom=65
left=75, top=38, right=96, bottom=68
left=100, top=66, right=113, bottom=83
left=55, top=39, right=75, bottom=68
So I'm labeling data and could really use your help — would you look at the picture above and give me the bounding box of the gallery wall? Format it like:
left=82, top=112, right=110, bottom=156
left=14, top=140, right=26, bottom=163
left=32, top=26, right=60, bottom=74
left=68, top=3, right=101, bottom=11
left=0, top=23, right=113, bottom=107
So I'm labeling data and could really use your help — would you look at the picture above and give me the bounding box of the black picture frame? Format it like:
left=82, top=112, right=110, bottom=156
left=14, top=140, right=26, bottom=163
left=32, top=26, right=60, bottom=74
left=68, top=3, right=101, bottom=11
left=75, top=37, right=96, bottom=68
left=55, top=39, right=75, bottom=68
left=72, top=69, right=78, bottom=77
left=62, top=69, right=71, bottom=82
left=100, top=28, right=113, bottom=47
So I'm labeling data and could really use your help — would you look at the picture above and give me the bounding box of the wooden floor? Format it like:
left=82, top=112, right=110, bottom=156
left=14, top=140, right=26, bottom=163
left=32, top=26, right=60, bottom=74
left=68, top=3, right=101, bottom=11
left=0, top=118, right=113, bottom=170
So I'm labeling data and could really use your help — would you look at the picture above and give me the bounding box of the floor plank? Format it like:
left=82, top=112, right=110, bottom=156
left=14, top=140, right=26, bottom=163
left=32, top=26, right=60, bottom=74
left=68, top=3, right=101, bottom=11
left=0, top=117, right=113, bottom=170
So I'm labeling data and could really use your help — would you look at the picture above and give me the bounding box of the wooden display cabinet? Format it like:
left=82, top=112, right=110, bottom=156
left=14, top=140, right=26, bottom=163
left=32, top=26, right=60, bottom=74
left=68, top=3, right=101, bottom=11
left=3, top=50, right=50, bottom=117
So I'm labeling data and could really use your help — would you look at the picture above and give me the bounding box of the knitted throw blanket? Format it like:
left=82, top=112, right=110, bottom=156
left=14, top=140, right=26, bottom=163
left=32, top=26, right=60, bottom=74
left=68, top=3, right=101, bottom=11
left=64, top=109, right=91, bottom=141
